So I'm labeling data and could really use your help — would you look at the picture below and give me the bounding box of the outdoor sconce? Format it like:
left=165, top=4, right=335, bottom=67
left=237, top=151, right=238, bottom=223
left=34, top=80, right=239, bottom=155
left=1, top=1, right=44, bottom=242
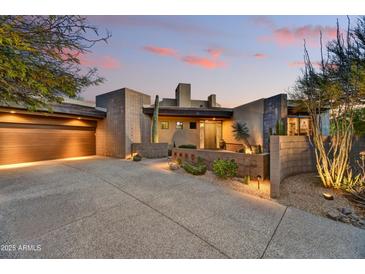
left=256, top=175, right=262, bottom=190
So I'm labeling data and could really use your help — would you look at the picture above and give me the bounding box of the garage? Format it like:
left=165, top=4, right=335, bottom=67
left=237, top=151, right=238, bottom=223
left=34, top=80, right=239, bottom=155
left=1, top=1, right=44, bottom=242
left=0, top=103, right=105, bottom=165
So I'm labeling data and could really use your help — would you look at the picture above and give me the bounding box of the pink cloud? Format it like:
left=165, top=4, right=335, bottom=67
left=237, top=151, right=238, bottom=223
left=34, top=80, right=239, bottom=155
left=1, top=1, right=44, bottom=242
left=259, top=25, right=337, bottom=47
left=206, top=48, right=223, bottom=59
left=80, top=55, right=121, bottom=69
left=143, top=45, right=178, bottom=57
left=181, top=56, right=226, bottom=69
left=253, top=53, right=268, bottom=59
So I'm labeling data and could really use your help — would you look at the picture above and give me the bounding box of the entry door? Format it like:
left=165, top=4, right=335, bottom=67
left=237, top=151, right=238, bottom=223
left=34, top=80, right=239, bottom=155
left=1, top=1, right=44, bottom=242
left=204, top=122, right=217, bottom=149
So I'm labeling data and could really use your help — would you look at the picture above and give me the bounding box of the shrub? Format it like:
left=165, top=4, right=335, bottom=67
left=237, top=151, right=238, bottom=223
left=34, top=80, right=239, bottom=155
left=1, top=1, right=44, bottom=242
left=178, top=144, right=197, bottom=149
left=182, top=157, right=207, bottom=175
left=212, top=159, right=238, bottom=179
left=132, top=154, right=142, bottom=161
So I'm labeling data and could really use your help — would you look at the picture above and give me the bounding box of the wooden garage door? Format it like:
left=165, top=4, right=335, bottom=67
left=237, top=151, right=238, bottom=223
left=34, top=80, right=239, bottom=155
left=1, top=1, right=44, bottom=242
left=0, top=113, right=96, bottom=165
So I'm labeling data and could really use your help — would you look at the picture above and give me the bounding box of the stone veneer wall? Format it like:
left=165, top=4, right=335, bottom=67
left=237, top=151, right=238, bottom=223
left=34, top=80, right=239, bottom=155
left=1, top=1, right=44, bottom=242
left=172, top=148, right=270, bottom=179
left=270, top=136, right=317, bottom=198
left=131, top=143, right=168, bottom=158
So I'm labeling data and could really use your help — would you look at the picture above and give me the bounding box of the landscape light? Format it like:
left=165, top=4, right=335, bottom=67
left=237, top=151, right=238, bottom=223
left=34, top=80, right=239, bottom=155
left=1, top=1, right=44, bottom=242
left=256, top=175, right=262, bottom=190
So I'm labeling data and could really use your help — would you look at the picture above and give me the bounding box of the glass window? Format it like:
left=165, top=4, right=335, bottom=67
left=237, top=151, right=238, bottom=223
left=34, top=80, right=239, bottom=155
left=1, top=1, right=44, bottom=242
left=189, top=122, right=197, bottom=129
left=176, top=122, right=183, bottom=129
left=161, top=121, right=169, bottom=129
left=299, top=118, right=310, bottom=135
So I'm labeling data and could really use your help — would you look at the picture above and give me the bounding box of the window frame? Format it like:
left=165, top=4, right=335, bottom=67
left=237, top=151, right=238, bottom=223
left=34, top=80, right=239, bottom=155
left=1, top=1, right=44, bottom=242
left=161, top=121, right=169, bottom=130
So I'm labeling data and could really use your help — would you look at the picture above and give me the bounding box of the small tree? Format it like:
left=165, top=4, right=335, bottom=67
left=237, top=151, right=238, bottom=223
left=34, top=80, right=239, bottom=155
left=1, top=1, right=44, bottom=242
left=232, top=121, right=251, bottom=152
left=151, top=95, right=159, bottom=143
left=292, top=17, right=365, bottom=188
left=0, top=16, right=111, bottom=110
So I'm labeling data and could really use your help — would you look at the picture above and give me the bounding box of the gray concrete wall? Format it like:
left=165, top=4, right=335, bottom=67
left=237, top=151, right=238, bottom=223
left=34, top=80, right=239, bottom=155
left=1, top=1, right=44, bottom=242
left=172, top=148, right=270, bottom=179
left=270, top=135, right=365, bottom=198
left=269, top=136, right=316, bottom=198
left=124, top=89, right=151, bottom=157
left=263, top=94, right=288, bottom=152
left=131, top=143, right=168, bottom=158
left=222, top=99, right=265, bottom=148
left=96, top=89, right=126, bottom=158
left=96, top=88, right=151, bottom=159
left=175, top=83, right=191, bottom=107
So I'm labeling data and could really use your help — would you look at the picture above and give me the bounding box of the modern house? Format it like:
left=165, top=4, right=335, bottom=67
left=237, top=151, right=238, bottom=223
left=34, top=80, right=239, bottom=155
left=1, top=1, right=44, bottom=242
left=0, top=83, right=329, bottom=165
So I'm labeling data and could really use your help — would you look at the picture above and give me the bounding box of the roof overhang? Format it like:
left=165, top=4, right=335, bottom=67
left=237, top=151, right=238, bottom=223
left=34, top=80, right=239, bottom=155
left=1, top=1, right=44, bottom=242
left=0, top=102, right=106, bottom=119
left=143, top=107, right=233, bottom=118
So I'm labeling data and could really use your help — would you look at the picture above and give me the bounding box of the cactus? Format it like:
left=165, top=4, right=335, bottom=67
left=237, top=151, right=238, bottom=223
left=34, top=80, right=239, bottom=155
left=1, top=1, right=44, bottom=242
left=275, top=119, right=286, bottom=135
left=151, top=95, right=159, bottom=143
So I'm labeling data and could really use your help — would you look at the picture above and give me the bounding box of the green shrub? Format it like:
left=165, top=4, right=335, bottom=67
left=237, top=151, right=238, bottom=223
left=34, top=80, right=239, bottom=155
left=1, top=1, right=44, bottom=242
left=178, top=144, right=197, bottom=149
left=182, top=157, right=207, bottom=175
left=132, top=154, right=142, bottom=161
left=212, top=159, right=238, bottom=179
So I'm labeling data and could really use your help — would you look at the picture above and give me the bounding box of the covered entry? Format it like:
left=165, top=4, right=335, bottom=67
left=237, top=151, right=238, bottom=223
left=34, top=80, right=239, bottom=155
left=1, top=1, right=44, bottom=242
left=200, top=120, right=222, bottom=149
left=0, top=112, right=97, bottom=165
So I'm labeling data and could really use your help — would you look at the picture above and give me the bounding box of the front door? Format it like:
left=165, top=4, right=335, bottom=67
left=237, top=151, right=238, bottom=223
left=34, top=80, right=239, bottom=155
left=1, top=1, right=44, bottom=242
left=204, top=122, right=217, bottom=149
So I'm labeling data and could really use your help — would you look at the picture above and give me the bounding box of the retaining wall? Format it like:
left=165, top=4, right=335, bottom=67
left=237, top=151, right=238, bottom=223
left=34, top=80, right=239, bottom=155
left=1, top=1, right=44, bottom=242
left=172, top=148, right=269, bottom=179
left=269, top=136, right=316, bottom=198
left=132, top=143, right=168, bottom=158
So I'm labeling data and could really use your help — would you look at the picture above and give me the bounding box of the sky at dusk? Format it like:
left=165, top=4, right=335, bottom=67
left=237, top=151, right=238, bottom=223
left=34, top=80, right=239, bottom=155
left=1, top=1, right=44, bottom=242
left=81, top=15, right=356, bottom=107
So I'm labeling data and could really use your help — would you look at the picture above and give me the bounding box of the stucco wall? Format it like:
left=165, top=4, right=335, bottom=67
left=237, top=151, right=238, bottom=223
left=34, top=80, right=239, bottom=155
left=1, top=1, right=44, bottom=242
left=222, top=99, right=264, bottom=148
left=172, top=148, right=269, bottom=179
left=158, top=117, right=201, bottom=149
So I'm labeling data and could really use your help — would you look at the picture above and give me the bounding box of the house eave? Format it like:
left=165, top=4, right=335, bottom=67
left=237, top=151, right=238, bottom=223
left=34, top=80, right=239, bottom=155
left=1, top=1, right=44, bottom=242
left=143, top=107, right=233, bottom=118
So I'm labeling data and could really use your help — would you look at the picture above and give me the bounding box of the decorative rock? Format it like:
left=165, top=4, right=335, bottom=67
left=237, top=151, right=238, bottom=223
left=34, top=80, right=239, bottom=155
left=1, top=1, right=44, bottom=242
left=340, top=207, right=352, bottom=215
left=327, top=209, right=341, bottom=220
left=339, top=216, right=351, bottom=223
left=168, top=162, right=180, bottom=170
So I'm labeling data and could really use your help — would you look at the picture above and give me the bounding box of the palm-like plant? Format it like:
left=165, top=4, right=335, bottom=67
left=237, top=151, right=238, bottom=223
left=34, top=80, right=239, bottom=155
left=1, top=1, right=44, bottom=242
left=232, top=121, right=251, bottom=152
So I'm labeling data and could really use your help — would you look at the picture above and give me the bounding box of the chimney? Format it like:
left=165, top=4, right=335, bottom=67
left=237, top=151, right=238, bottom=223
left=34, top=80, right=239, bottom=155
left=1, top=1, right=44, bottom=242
left=175, top=83, right=191, bottom=107
left=208, top=94, right=217, bottom=108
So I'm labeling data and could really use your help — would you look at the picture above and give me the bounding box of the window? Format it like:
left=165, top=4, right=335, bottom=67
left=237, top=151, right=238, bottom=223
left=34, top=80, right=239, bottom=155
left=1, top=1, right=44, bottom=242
left=189, top=122, right=197, bottom=129
left=176, top=122, right=183, bottom=129
left=161, top=121, right=169, bottom=129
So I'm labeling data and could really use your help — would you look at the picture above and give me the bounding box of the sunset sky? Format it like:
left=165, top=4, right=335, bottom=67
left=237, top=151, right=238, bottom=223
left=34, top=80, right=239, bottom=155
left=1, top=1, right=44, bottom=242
left=81, top=15, right=355, bottom=107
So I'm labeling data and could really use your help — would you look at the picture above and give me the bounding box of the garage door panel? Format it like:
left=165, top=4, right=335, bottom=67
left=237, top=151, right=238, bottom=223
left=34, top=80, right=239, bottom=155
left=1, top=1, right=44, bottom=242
left=0, top=128, right=95, bottom=148
left=0, top=123, right=96, bottom=165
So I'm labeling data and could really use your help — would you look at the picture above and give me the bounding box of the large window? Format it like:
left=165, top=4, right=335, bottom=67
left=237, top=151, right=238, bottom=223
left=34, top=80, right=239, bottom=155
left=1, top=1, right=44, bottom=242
left=288, top=117, right=311, bottom=135
left=176, top=121, right=183, bottom=129
left=161, top=121, right=169, bottom=129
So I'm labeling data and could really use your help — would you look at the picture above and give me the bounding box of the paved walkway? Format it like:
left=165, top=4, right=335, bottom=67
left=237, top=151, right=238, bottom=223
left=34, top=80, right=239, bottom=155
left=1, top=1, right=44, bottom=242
left=0, top=156, right=364, bottom=258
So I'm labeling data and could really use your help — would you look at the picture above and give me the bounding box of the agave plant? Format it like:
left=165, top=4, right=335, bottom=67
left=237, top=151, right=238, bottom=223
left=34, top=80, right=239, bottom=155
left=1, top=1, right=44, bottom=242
left=232, top=121, right=251, bottom=152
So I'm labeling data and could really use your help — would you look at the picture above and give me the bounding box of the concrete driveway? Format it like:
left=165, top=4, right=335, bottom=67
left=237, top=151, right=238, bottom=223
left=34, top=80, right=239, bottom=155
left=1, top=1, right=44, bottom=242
left=0, top=156, right=364, bottom=258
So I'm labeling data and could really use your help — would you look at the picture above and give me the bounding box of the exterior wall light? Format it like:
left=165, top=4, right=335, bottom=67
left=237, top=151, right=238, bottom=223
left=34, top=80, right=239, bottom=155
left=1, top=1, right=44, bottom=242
left=10, top=110, right=16, bottom=114
left=256, top=175, right=262, bottom=190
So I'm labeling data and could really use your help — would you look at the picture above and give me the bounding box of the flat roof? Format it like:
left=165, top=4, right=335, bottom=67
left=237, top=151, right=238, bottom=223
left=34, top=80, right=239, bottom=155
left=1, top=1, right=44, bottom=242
left=143, top=106, right=233, bottom=118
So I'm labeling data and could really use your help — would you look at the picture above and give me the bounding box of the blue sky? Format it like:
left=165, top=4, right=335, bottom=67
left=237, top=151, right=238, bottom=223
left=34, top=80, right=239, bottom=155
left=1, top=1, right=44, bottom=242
left=81, top=15, right=356, bottom=107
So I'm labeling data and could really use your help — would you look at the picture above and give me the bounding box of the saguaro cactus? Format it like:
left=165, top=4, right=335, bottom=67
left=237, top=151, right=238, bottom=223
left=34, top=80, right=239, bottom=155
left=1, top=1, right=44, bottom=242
left=151, top=95, right=159, bottom=143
